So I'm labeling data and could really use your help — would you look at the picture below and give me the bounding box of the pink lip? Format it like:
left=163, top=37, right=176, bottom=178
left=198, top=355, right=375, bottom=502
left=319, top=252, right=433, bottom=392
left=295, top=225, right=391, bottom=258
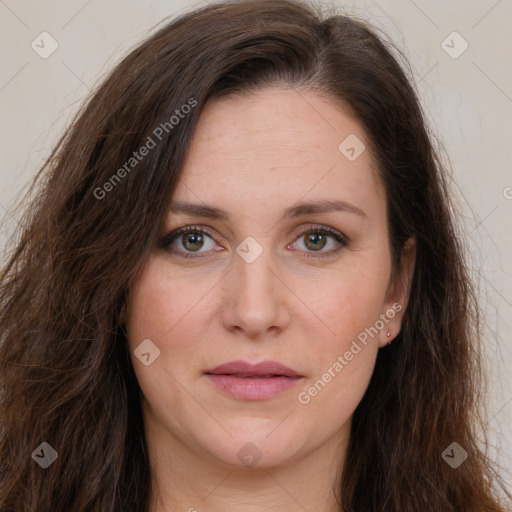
left=204, top=360, right=303, bottom=400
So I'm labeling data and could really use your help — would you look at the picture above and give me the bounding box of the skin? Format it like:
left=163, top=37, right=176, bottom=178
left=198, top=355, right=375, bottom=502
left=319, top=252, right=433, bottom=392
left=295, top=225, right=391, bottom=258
left=126, top=87, right=416, bottom=512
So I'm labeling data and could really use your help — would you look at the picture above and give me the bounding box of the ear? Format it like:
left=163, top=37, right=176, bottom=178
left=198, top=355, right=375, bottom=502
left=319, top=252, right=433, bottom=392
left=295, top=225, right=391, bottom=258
left=378, top=237, right=416, bottom=348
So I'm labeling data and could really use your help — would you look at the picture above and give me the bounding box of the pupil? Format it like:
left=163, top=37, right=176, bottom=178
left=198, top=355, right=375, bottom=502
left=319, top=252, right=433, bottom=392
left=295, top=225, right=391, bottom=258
left=183, top=232, right=203, bottom=251
left=306, top=233, right=326, bottom=250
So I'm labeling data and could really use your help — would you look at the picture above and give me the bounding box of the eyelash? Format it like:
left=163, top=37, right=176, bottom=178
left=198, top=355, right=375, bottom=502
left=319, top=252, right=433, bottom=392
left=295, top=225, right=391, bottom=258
left=159, top=224, right=348, bottom=259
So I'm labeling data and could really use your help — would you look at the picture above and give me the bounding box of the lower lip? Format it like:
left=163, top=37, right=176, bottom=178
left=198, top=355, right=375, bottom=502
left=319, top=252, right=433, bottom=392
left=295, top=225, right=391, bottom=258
left=205, top=374, right=302, bottom=400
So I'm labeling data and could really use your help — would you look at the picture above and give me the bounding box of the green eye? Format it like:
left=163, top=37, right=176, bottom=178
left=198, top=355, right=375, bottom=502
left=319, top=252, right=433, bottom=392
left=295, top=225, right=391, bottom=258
left=160, top=224, right=347, bottom=260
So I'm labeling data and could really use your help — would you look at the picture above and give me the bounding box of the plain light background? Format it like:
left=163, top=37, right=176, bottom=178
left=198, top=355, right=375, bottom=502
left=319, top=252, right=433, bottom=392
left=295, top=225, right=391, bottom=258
left=1, top=0, right=511, bottom=493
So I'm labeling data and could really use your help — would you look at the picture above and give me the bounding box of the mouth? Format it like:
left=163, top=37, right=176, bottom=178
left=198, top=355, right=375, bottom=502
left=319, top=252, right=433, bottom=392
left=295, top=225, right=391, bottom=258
left=204, top=360, right=303, bottom=400
left=205, top=359, right=302, bottom=377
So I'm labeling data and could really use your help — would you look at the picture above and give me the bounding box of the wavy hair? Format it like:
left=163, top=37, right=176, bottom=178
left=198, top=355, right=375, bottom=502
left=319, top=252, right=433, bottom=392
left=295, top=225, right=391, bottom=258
left=1, top=0, right=510, bottom=510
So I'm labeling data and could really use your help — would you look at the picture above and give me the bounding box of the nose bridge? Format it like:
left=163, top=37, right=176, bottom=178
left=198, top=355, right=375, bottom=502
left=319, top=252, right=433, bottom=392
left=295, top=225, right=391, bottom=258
left=237, top=252, right=273, bottom=299
left=221, top=241, right=289, bottom=336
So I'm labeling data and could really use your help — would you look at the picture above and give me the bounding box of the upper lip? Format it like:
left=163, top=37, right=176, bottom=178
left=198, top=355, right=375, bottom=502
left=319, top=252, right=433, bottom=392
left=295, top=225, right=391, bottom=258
left=205, top=360, right=302, bottom=378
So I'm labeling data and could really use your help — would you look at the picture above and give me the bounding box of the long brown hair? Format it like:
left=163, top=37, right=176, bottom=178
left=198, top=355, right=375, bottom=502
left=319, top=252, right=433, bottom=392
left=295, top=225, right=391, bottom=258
left=1, top=1, right=510, bottom=510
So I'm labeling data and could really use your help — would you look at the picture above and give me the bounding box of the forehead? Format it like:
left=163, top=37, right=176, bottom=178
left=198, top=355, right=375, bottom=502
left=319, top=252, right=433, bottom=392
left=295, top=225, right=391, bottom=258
left=174, top=87, right=384, bottom=217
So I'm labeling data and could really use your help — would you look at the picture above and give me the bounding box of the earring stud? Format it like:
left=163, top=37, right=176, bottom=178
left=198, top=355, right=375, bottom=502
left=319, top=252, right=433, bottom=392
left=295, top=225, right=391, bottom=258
left=387, top=332, right=391, bottom=337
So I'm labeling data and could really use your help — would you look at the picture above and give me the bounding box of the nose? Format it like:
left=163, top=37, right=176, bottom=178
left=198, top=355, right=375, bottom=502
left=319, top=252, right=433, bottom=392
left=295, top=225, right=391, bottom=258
left=221, top=248, right=291, bottom=339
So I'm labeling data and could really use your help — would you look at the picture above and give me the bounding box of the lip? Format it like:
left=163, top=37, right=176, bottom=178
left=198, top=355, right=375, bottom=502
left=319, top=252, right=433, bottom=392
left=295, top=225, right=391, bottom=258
left=206, top=360, right=302, bottom=378
left=204, top=360, right=303, bottom=400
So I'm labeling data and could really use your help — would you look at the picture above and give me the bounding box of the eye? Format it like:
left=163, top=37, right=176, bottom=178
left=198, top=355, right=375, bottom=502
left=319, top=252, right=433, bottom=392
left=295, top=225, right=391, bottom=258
left=159, top=226, right=221, bottom=258
left=159, top=224, right=348, bottom=259
left=288, top=225, right=347, bottom=257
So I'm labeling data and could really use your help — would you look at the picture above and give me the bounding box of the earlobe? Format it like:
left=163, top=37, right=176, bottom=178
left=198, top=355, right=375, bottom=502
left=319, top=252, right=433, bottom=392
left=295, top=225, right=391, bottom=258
left=379, top=237, right=417, bottom=347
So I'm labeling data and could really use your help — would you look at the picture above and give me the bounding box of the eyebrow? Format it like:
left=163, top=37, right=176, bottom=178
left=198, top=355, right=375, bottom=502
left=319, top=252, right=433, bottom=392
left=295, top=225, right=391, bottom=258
left=168, top=199, right=368, bottom=221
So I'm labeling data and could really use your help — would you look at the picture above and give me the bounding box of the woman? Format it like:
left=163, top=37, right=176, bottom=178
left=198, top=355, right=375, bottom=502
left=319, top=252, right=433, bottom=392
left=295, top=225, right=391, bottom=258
left=1, top=0, right=510, bottom=510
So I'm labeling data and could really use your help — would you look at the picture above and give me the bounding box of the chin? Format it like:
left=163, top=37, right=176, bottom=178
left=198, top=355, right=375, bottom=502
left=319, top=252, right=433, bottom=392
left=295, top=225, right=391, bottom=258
left=199, top=427, right=303, bottom=470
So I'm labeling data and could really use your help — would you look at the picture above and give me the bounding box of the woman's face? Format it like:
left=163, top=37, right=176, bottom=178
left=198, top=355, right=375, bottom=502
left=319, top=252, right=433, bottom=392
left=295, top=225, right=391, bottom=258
left=126, top=87, right=414, bottom=470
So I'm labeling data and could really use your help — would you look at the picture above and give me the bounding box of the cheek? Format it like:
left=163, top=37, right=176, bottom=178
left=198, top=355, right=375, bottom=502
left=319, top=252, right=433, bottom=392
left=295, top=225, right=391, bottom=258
left=126, top=260, right=213, bottom=432
left=293, top=263, right=390, bottom=347
left=295, top=278, right=383, bottom=423
left=291, top=260, right=388, bottom=406
left=126, top=258, right=212, bottom=374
